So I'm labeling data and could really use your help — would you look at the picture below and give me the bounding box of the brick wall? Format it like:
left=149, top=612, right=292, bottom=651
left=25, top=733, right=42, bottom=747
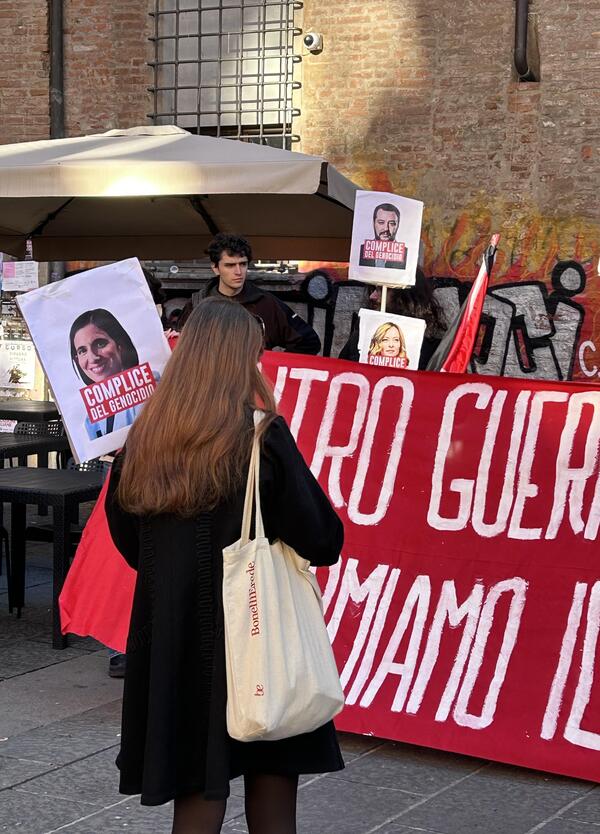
left=0, top=1, right=50, bottom=144
left=298, top=0, right=600, bottom=271
left=64, top=0, right=152, bottom=136
left=0, top=1, right=152, bottom=145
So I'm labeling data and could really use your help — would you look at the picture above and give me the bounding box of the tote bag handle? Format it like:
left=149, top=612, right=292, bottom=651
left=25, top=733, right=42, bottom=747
left=240, top=410, right=265, bottom=545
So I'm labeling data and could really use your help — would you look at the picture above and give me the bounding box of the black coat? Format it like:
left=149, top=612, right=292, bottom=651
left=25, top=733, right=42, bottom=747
left=191, top=279, right=320, bottom=354
left=105, top=416, right=344, bottom=806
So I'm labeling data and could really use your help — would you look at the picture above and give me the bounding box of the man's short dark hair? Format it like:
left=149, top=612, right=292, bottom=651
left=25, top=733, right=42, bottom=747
left=142, top=268, right=166, bottom=305
left=373, top=203, right=400, bottom=223
left=206, top=234, right=252, bottom=266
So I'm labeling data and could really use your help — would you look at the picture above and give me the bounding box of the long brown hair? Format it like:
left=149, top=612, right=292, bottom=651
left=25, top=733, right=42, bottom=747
left=117, top=297, right=276, bottom=516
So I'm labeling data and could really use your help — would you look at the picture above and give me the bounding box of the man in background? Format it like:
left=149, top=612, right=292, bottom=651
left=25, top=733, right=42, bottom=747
left=185, top=233, right=320, bottom=354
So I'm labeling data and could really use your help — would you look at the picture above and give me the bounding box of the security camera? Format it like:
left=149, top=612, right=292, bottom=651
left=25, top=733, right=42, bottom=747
left=303, top=32, right=323, bottom=53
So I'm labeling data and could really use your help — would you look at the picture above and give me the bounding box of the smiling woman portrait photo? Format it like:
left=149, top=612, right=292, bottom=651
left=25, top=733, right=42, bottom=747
left=69, top=309, right=144, bottom=439
left=368, top=322, right=409, bottom=366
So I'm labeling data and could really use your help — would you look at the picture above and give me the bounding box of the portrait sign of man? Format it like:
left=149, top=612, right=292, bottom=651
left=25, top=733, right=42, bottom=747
left=359, top=202, right=408, bottom=270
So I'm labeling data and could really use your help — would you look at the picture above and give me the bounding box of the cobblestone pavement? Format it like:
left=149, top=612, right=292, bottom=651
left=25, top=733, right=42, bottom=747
left=1, top=544, right=599, bottom=834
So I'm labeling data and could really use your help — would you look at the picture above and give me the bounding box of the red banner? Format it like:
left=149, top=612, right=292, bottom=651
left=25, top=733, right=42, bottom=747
left=261, top=352, right=600, bottom=783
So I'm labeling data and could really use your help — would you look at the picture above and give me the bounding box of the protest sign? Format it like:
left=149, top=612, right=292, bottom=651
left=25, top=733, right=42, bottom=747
left=18, top=258, right=170, bottom=462
left=349, top=190, right=423, bottom=287
left=358, top=309, right=425, bottom=371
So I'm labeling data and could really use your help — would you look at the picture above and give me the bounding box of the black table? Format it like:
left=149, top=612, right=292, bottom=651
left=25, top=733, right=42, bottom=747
left=0, top=400, right=60, bottom=422
left=0, top=468, right=104, bottom=648
left=0, top=432, right=70, bottom=465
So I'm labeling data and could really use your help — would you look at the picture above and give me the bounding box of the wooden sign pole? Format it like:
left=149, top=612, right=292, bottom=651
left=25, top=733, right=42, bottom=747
left=380, top=285, right=387, bottom=313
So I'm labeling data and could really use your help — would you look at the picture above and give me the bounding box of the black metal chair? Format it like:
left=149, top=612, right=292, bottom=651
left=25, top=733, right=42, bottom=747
left=14, top=420, right=64, bottom=438
left=24, top=457, right=111, bottom=547
left=11, top=420, right=66, bottom=468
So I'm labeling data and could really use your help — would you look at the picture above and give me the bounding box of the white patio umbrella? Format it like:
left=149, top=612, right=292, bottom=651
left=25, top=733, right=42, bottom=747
left=0, top=125, right=357, bottom=261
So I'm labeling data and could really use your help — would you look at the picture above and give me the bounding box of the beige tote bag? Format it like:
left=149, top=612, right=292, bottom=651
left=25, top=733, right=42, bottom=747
left=222, top=412, right=344, bottom=742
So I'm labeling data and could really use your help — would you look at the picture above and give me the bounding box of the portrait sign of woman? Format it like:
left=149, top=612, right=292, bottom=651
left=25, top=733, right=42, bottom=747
left=368, top=322, right=409, bottom=367
left=69, top=309, right=145, bottom=439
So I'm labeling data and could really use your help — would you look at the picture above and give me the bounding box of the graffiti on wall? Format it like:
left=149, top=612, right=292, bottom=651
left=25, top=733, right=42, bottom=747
left=301, top=187, right=600, bottom=382
left=430, top=261, right=589, bottom=381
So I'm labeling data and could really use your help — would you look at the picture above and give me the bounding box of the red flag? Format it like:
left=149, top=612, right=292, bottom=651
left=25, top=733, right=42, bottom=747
left=426, top=234, right=500, bottom=373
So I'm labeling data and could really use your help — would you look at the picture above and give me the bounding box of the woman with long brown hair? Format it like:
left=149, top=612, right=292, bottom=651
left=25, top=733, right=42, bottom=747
left=105, top=297, right=344, bottom=834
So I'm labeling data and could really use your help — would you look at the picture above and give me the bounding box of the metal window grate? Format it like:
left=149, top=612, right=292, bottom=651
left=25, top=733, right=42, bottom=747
left=149, top=0, right=302, bottom=148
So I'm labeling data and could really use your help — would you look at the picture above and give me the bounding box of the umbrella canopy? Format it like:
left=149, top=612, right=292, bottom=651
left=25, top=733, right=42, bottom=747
left=0, top=125, right=358, bottom=261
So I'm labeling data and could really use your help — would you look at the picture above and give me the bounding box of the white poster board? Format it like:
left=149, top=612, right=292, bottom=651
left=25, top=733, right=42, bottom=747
left=18, top=258, right=171, bottom=462
left=358, top=309, right=425, bottom=371
left=349, top=190, right=423, bottom=287
left=0, top=340, right=36, bottom=389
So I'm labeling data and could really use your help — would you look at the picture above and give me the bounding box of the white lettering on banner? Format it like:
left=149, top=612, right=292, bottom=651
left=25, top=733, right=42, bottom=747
left=542, top=582, right=588, bottom=741
left=347, top=377, right=414, bottom=525
left=547, top=393, right=600, bottom=539
left=272, top=365, right=288, bottom=405
left=472, top=391, right=531, bottom=538
left=325, top=559, right=598, bottom=747
left=359, top=575, right=431, bottom=712
left=288, top=368, right=330, bottom=439
left=321, top=559, right=342, bottom=616
left=311, top=372, right=370, bottom=508
left=407, top=580, right=484, bottom=715
left=509, top=391, right=569, bottom=540
left=428, top=382, right=494, bottom=531
left=564, top=581, right=600, bottom=750
left=273, top=367, right=412, bottom=525
left=345, top=567, right=401, bottom=705
left=426, top=384, right=599, bottom=540
left=585, top=475, right=600, bottom=541
left=326, top=558, right=390, bottom=688
left=274, top=363, right=600, bottom=539
left=452, top=578, right=527, bottom=729
left=328, top=559, right=526, bottom=725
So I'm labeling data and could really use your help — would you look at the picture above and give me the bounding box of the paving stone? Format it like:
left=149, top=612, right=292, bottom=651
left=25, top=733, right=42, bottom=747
left=340, top=740, right=487, bottom=795
left=0, top=787, right=93, bottom=833
left=0, top=638, right=88, bottom=680
left=0, top=699, right=122, bottom=765
left=0, top=565, right=51, bottom=593
left=398, top=762, right=592, bottom=834
left=230, top=775, right=244, bottom=797
left=533, top=822, right=600, bottom=834
left=0, top=652, right=122, bottom=737
left=373, top=826, right=445, bottom=834
left=294, top=774, right=422, bottom=834
left=54, top=798, right=174, bottom=833
left=0, top=613, right=47, bottom=644
left=27, top=632, right=104, bottom=653
left=15, top=747, right=121, bottom=807
left=59, top=793, right=246, bottom=833
left=337, top=730, right=386, bottom=762
left=0, top=755, right=56, bottom=789
left=564, top=788, right=600, bottom=825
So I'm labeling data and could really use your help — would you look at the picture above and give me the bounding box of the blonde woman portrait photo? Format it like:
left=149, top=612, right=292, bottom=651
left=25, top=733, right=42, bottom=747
left=368, top=322, right=409, bottom=368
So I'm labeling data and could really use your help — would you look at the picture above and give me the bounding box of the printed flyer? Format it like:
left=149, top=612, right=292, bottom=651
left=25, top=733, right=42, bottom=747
left=0, top=340, right=36, bottom=389
left=18, top=258, right=171, bottom=462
